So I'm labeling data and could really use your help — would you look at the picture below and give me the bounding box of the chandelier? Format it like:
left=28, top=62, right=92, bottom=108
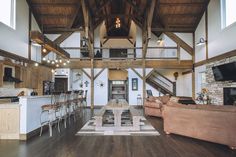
left=115, top=18, right=121, bottom=28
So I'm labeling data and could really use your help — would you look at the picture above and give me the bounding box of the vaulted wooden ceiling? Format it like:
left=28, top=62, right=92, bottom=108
left=27, top=0, right=210, bottom=36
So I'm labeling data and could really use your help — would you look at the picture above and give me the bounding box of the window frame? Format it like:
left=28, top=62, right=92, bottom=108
left=0, top=0, right=16, bottom=29
left=221, top=0, right=236, bottom=29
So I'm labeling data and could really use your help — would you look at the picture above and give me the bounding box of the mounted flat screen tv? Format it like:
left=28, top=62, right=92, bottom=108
left=212, top=62, right=236, bottom=81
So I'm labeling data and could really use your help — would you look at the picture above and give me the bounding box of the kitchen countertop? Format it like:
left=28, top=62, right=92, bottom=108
left=19, top=95, right=51, bottom=99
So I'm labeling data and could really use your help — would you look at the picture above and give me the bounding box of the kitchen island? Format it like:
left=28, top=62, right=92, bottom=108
left=0, top=95, right=52, bottom=140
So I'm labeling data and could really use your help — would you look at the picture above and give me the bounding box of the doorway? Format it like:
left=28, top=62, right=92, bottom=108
left=54, top=78, right=68, bottom=92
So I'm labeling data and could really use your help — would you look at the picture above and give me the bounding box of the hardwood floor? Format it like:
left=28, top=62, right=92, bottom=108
left=0, top=108, right=235, bottom=157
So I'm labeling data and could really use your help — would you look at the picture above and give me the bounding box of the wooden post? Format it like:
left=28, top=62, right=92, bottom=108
left=192, top=33, right=196, bottom=99
left=91, top=59, right=94, bottom=109
left=205, top=8, right=208, bottom=60
left=28, top=8, right=32, bottom=60
left=142, top=60, right=146, bottom=105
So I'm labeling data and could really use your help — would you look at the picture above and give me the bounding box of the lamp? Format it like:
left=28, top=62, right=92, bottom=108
left=196, top=37, right=206, bottom=46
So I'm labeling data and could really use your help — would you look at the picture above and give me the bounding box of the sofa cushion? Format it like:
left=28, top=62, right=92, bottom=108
left=145, top=101, right=162, bottom=108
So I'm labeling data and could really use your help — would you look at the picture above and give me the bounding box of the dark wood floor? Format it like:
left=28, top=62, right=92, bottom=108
left=0, top=108, right=235, bottom=157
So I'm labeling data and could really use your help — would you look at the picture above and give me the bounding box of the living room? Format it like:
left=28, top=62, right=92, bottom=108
left=0, top=0, right=236, bottom=157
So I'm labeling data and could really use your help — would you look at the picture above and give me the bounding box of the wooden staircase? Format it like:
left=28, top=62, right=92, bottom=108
left=146, top=70, right=176, bottom=96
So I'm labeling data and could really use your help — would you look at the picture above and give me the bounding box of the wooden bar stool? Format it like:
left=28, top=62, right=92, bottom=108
left=40, top=92, right=61, bottom=137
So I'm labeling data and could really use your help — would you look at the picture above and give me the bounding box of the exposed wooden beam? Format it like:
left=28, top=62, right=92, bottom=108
left=31, top=31, right=70, bottom=59
left=194, top=49, right=236, bottom=67
left=42, top=32, right=73, bottom=57
left=152, top=27, right=194, bottom=33
left=194, top=0, right=210, bottom=30
left=69, top=60, right=193, bottom=69
left=26, top=0, right=42, bottom=31
left=91, top=59, right=94, bottom=109
left=0, top=49, right=53, bottom=68
left=182, top=70, right=192, bottom=75
left=147, top=0, right=156, bottom=39
left=81, top=0, right=93, bottom=58
left=126, top=0, right=143, bottom=15
left=205, top=7, right=209, bottom=60
left=192, top=33, right=195, bottom=99
left=28, top=8, right=32, bottom=60
left=82, top=69, right=91, bottom=79
left=94, top=68, right=105, bottom=80
left=131, top=68, right=143, bottom=79
left=94, top=0, right=111, bottom=15
left=43, top=28, right=84, bottom=34
left=31, top=3, right=78, bottom=7
left=164, top=32, right=193, bottom=56
left=68, top=1, right=81, bottom=28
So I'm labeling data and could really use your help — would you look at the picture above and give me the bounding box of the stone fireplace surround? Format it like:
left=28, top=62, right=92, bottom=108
left=206, top=56, right=236, bottom=105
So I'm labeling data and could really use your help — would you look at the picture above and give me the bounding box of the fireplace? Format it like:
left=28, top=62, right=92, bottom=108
left=223, top=88, right=236, bottom=105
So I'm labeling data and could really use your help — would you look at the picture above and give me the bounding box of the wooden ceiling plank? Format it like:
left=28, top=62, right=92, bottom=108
left=164, top=32, right=193, bottom=56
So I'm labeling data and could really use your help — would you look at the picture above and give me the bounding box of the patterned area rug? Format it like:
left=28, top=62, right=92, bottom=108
left=76, top=116, right=160, bottom=136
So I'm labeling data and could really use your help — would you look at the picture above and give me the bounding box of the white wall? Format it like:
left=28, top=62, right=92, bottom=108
left=60, top=32, right=81, bottom=58
left=0, top=0, right=29, bottom=58
left=194, top=65, right=206, bottom=98
left=94, top=69, right=108, bottom=105
left=195, top=0, right=236, bottom=62
left=128, top=68, right=143, bottom=105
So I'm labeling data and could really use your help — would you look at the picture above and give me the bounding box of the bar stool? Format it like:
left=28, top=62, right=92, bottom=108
left=82, top=90, right=88, bottom=107
left=58, top=92, right=68, bottom=128
left=40, top=92, right=61, bottom=137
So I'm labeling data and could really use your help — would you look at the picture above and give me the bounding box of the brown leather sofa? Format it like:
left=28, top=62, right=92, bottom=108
left=163, top=101, right=236, bottom=149
left=144, top=96, right=195, bottom=117
left=144, top=95, right=170, bottom=117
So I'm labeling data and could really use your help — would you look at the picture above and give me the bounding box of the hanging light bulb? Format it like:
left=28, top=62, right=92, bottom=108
left=42, top=57, right=46, bottom=61
left=59, top=59, right=62, bottom=63
left=51, top=60, right=55, bottom=64
left=34, top=62, right=39, bottom=67
left=47, top=59, right=50, bottom=63
left=63, top=62, right=67, bottom=66
left=51, top=69, right=55, bottom=73
left=55, top=59, right=58, bottom=63
left=67, top=60, right=70, bottom=63
left=56, top=64, right=59, bottom=67
left=42, top=48, right=47, bottom=53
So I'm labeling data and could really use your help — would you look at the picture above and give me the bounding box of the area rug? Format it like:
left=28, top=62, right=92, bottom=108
left=76, top=116, right=160, bottom=136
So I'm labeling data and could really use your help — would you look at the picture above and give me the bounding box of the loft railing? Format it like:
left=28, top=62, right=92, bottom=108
left=62, top=46, right=179, bottom=60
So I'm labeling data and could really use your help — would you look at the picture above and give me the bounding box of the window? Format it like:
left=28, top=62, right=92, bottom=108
left=221, top=0, right=236, bottom=28
left=0, top=0, right=15, bottom=29
left=198, top=71, right=206, bottom=92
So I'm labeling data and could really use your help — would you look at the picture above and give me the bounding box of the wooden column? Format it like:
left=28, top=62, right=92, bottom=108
left=91, top=59, right=94, bottom=109
left=192, top=33, right=196, bottom=99
left=28, top=8, right=32, bottom=60
left=142, top=60, right=146, bottom=105
left=205, top=8, right=209, bottom=60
